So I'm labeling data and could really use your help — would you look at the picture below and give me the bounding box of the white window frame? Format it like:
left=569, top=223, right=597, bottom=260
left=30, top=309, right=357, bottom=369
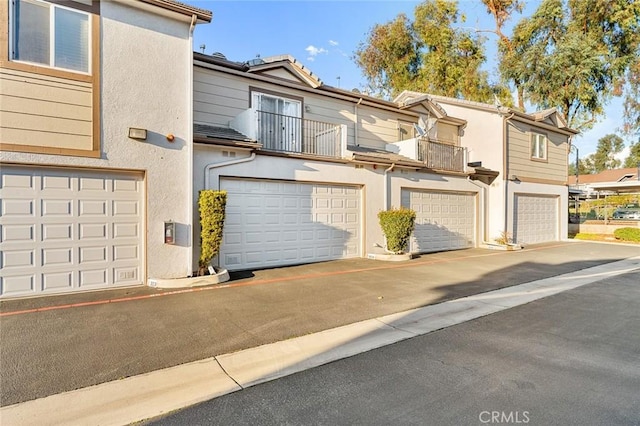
left=531, top=132, right=547, bottom=160
left=9, top=0, right=92, bottom=75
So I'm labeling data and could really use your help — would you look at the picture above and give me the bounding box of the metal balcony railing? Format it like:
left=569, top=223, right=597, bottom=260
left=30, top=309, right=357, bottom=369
left=418, top=139, right=466, bottom=172
left=257, top=110, right=342, bottom=158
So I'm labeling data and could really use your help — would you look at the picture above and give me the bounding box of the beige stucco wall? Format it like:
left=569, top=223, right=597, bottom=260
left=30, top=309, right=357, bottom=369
left=1, top=1, right=196, bottom=280
left=192, top=145, right=480, bottom=269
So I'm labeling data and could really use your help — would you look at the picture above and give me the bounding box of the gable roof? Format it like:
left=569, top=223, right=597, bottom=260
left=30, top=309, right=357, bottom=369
left=246, top=55, right=323, bottom=88
left=396, top=91, right=579, bottom=135
left=568, top=167, right=639, bottom=185
left=193, top=53, right=439, bottom=114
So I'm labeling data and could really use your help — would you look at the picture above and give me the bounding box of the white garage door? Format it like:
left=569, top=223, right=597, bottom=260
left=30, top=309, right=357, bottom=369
left=1, top=165, right=144, bottom=299
left=514, top=194, right=558, bottom=244
left=220, top=178, right=361, bottom=270
left=402, top=189, right=476, bottom=253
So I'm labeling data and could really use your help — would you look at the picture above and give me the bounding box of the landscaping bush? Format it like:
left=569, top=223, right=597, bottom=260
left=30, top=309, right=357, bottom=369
left=378, top=207, right=416, bottom=254
left=613, top=227, right=640, bottom=242
left=199, top=190, right=227, bottom=273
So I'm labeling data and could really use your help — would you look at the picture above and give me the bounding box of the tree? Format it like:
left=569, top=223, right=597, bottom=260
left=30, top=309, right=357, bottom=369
left=591, top=134, right=625, bottom=172
left=568, top=157, right=595, bottom=176
left=354, top=0, right=511, bottom=102
left=354, top=14, right=420, bottom=99
left=491, top=0, right=640, bottom=131
left=624, top=140, right=640, bottom=168
left=481, top=0, right=526, bottom=109
left=622, top=60, right=640, bottom=138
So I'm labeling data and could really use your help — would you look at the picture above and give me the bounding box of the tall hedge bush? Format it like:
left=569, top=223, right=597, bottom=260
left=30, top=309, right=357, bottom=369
left=378, top=207, right=416, bottom=254
left=199, top=190, right=227, bottom=272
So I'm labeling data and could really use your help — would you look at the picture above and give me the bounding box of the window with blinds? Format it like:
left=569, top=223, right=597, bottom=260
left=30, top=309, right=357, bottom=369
left=11, top=0, right=90, bottom=74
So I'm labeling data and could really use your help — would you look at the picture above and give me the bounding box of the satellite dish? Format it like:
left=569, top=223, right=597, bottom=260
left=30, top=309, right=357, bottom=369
left=413, top=123, right=427, bottom=137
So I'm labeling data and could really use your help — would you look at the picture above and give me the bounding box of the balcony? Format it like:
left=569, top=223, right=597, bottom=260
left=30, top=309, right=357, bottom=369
left=230, top=109, right=347, bottom=158
left=387, top=138, right=467, bottom=173
left=418, top=139, right=466, bottom=172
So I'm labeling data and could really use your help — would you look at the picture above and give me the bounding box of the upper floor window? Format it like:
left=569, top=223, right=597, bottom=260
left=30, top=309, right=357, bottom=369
left=398, top=121, right=417, bottom=141
left=531, top=133, right=547, bottom=160
left=10, top=0, right=91, bottom=74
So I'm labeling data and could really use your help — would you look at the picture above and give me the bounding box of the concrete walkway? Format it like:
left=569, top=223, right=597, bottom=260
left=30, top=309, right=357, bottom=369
left=1, top=244, right=639, bottom=426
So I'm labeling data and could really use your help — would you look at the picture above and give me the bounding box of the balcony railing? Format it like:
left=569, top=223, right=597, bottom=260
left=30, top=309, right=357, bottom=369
left=256, top=110, right=342, bottom=158
left=418, top=139, right=466, bottom=172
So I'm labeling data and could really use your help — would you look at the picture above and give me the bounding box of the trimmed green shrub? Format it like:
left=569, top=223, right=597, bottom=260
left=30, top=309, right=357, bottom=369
left=613, top=227, right=640, bottom=242
left=378, top=207, right=416, bottom=254
left=199, top=190, right=227, bottom=273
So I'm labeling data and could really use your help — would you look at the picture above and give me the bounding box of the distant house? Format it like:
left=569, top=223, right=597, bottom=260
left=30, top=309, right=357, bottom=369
left=568, top=168, right=640, bottom=197
left=395, top=92, right=580, bottom=245
left=0, top=0, right=211, bottom=298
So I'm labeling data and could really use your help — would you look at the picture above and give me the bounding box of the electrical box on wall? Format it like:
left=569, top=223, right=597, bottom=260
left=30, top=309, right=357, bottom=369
left=164, top=221, right=176, bottom=244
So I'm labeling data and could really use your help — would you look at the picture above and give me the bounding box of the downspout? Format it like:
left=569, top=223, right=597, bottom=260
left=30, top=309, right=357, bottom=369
left=204, top=152, right=257, bottom=189
left=502, top=111, right=515, bottom=235
left=354, top=98, right=363, bottom=146
left=383, top=163, right=395, bottom=210
left=186, top=14, right=197, bottom=277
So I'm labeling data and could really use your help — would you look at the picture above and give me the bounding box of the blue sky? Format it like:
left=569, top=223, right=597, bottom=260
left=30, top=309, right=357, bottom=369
left=191, top=0, right=628, bottom=160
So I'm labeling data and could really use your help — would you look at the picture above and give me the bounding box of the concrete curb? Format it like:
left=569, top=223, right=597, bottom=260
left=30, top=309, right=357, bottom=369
left=2, top=256, right=639, bottom=425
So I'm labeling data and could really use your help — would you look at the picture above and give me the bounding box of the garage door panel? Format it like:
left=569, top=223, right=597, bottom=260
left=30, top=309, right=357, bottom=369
left=514, top=194, right=558, bottom=244
left=0, top=166, right=144, bottom=298
left=402, top=189, right=475, bottom=254
left=220, top=178, right=361, bottom=270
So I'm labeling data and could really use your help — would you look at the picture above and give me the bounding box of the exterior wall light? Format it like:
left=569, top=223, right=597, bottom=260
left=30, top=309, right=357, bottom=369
left=128, top=127, right=147, bottom=140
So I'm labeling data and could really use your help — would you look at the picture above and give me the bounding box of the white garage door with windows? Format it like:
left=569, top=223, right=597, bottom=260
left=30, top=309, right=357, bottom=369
left=513, top=194, right=558, bottom=244
left=402, top=189, right=476, bottom=253
left=0, top=165, right=144, bottom=299
left=220, top=178, right=361, bottom=271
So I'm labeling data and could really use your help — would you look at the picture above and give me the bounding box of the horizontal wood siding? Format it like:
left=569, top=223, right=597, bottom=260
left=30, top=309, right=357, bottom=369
left=507, top=121, right=567, bottom=182
left=194, top=67, right=359, bottom=141
left=357, top=105, right=407, bottom=150
left=194, top=66, right=416, bottom=148
left=0, top=68, right=93, bottom=151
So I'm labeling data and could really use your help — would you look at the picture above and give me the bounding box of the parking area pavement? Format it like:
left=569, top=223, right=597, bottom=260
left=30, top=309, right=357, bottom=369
left=1, top=241, right=639, bottom=408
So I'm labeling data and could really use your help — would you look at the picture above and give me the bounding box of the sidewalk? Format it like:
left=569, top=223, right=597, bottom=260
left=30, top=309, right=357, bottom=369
left=1, top=241, right=639, bottom=425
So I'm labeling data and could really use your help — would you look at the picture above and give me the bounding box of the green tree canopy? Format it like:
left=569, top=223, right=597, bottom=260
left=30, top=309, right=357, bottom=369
left=494, top=0, right=640, bottom=132
left=591, top=134, right=625, bottom=172
left=623, top=140, right=640, bottom=168
left=568, top=157, right=595, bottom=176
left=354, top=0, right=511, bottom=102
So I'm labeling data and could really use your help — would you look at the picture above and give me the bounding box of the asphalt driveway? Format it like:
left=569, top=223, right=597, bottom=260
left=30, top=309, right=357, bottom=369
left=1, top=241, right=639, bottom=406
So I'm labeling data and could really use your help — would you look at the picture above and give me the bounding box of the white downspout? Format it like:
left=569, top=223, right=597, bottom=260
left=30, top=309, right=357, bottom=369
left=204, top=153, right=257, bottom=189
left=502, top=112, right=515, bottom=235
left=186, top=14, right=196, bottom=277
left=383, top=163, right=395, bottom=210
left=354, top=98, right=363, bottom=146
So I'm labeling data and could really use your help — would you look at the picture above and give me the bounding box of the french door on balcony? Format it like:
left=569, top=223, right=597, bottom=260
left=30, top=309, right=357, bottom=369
left=252, top=92, right=302, bottom=152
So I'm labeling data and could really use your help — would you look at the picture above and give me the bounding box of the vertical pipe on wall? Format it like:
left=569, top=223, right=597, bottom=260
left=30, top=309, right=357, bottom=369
left=502, top=112, right=515, bottom=235
left=186, top=14, right=196, bottom=276
left=383, top=163, right=395, bottom=211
